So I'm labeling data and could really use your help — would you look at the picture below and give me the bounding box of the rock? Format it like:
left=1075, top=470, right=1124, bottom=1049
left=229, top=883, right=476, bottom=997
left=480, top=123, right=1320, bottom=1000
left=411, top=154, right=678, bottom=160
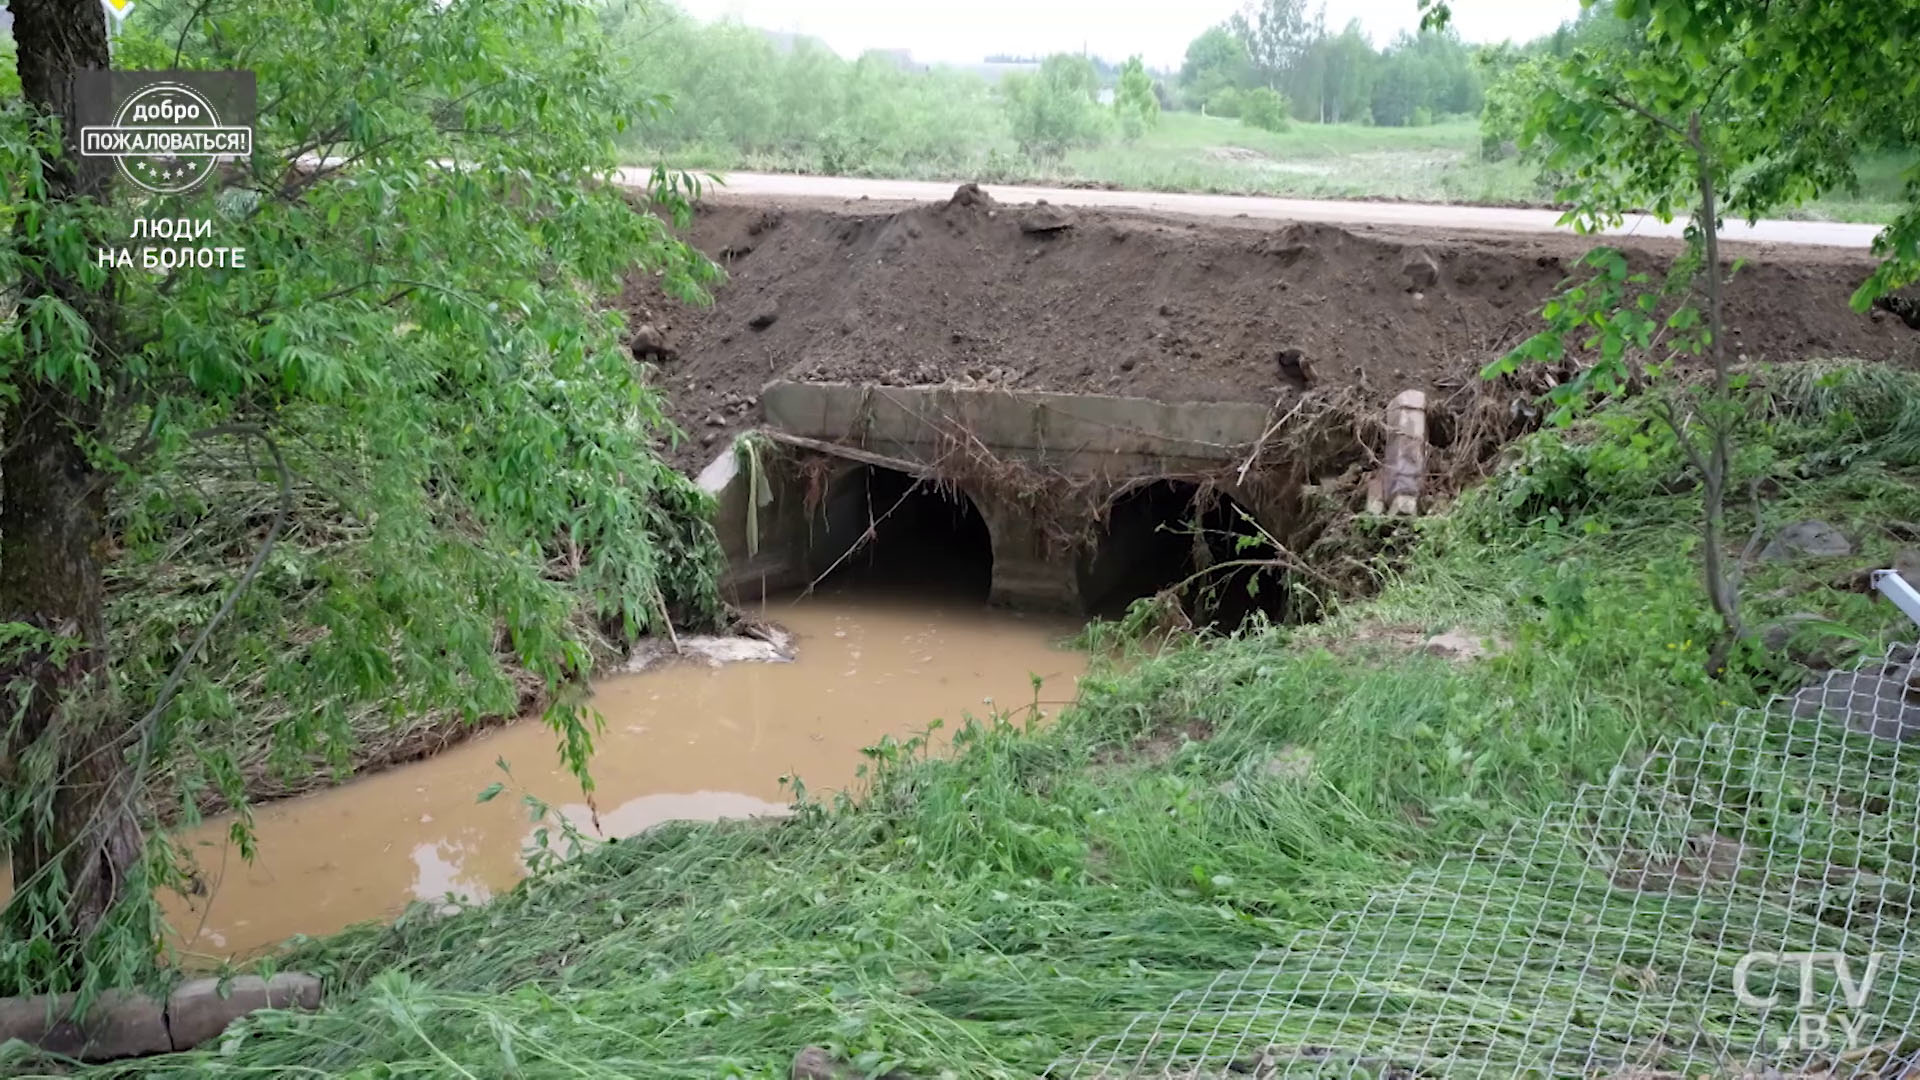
left=167, top=973, right=322, bottom=1051
left=1750, top=612, right=1842, bottom=668
left=0, top=990, right=172, bottom=1061
left=1832, top=550, right=1920, bottom=594
left=705, top=413, right=726, bottom=427
left=628, top=323, right=671, bottom=363
left=1400, top=248, right=1441, bottom=290
left=1757, top=612, right=1825, bottom=653
left=747, top=305, right=779, bottom=331
left=792, top=1046, right=870, bottom=1080
left=1261, top=745, right=1315, bottom=781
left=1019, top=201, right=1076, bottom=234
left=1791, top=650, right=1920, bottom=741
left=1423, top=629, right=1502, bottom=661
left=1119, top=357, right=1137, bottom=372
left=1761, top=520, right=1854, bottom=562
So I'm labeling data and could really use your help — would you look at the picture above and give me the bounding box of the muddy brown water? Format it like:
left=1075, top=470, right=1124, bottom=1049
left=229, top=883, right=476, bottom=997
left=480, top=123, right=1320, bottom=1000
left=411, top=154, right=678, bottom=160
left=159, top=593, right=1085, bottom=961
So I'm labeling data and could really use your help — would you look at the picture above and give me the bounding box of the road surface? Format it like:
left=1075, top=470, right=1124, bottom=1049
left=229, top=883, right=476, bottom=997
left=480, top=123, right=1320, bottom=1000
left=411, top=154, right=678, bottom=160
left=620, top=169, right=1884, bottom=250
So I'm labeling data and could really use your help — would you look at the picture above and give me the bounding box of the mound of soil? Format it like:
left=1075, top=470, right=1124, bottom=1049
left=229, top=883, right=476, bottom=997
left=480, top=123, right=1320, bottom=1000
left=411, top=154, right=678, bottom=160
left=622, top=187, right=1918, bottom=466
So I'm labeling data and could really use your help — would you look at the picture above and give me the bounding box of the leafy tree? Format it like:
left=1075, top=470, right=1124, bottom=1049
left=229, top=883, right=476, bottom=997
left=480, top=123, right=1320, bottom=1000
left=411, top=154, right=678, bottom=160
left=1229, top=0, right=1318, bottom=91
left=1315, top=21, right=1377, bottom=124
left=1178, top=25, right=1255, bottom=109
left=1, top=0, right=723, bottom=991
left=1114, top=55, right=1160, bottom=142
left=1239, top=86, right=1293, bottom=132
left=1002, top=53, right=1109, bottom=159
left=600, top=9, right=1003, bottom=175
left=1467, top=0, right=1920, bottom=668
left=1370, top=29, right=1480, bottom=126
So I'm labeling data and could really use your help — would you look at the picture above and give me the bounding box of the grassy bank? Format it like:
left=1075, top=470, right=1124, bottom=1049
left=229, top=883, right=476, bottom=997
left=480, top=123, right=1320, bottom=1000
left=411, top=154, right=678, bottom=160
left=48, top=362, right=1920, bottom=1078
left=641, top=112, right=1913, bottom=225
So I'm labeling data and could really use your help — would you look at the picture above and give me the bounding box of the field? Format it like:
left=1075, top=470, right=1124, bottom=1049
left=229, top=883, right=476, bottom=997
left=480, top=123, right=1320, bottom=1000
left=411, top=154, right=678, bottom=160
left=69, top=362, right=1920, bottom=1079
left=635, top=112, right=1914, bottom=224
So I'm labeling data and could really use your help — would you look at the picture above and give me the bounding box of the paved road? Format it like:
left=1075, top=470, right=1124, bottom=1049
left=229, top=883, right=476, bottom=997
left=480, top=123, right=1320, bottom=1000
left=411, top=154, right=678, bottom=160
left=626, top=169, right=1884, bottom=250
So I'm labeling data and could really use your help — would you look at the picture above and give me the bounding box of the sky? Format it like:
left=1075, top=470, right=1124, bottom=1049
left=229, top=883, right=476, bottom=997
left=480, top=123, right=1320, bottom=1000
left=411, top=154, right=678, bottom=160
left=672, top=0, right=1585, bottom=70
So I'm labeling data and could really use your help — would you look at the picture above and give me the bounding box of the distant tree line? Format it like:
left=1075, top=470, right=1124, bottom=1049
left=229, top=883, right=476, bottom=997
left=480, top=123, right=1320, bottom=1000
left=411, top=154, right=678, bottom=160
left=1177, top=0, right=1483, bottom=126
left=604, top=5, right=1168, bottom=171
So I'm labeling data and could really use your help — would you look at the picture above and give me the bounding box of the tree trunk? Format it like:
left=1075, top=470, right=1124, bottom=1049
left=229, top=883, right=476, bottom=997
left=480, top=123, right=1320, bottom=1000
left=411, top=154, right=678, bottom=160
left=2, top=0, right=141, bottom=958
left=1688, top=112, right=1743, bottom=675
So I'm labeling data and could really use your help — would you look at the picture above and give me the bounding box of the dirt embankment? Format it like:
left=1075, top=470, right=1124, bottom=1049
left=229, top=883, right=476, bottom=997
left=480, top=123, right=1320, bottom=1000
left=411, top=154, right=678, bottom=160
left=623, top=185, right=1918, bottom=465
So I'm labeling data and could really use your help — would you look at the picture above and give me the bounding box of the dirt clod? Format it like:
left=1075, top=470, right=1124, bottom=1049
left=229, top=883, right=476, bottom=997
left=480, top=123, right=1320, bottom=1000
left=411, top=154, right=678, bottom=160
left=1020, top=200, right=1076, bottom=234
left=746, top=304, right=779, bottom=331
left=1400, top=248, right=1441, bottom=290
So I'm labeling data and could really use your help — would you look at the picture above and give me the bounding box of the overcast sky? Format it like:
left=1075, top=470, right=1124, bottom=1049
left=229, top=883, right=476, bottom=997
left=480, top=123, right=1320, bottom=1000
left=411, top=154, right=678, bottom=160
left=673, top=0, right=1585, bottom=69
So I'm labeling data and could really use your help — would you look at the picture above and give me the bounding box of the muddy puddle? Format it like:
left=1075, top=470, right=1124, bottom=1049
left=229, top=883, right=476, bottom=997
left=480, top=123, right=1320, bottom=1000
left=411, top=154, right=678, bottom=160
left=162, top=592, right=1085, bottom=960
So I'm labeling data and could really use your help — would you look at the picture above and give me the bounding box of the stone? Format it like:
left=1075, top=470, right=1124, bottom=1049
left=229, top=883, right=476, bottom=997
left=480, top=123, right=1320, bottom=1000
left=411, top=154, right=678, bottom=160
left=1750, top=612, right=1840, bottom=669
left=166, top=973, right=323, bottom=1051
left=1790, top=652, right=1920, bottom=742
left=1423, top=629, right=1501, bottom=661
left=0, top=990, right=171, bottom=1061
left=1761, top=520, right=1853, bottom=562
left=1261, top=745, right=1315, bottom=781
left=747, top=305, right=779, bottom=331
left=629, top=323, right=670, bottom=362
left=793, top=1046, right=855, bottom=1080
left=1757, top=612, right=1825, bottom=654
left=705, top=413, right=726, bottom=427
left=1400, top=248, right=1440, bottom=290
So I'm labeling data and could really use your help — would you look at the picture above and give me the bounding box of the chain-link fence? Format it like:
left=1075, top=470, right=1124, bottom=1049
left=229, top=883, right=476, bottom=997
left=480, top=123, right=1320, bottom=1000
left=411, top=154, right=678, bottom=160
left=1054, top=643, right=1920, bottom=1079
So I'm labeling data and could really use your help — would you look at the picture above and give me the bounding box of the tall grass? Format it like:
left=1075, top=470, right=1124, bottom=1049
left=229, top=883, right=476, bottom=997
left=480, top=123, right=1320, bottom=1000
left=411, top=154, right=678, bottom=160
left=46, top=362, right=1920, bottom=1079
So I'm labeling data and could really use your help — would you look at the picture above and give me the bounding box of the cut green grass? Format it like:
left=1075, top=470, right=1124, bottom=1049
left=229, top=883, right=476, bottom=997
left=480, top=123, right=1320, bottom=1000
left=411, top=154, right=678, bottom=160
left=48, top=360, right=1920, bottom=1080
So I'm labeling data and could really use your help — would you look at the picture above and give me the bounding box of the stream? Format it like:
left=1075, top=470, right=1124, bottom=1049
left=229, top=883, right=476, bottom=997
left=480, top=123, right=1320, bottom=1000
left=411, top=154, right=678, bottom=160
left=161, top=591, right=1086, bottom=960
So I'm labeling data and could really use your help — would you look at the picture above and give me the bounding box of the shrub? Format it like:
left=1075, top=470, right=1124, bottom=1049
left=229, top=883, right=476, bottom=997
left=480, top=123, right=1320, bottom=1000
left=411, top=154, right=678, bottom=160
left=1114, top=55, right=1160, bottom=143
left=1239, top=87, right=1291, bottom=132
left=1003, top=53, right=1110, bottom=159
left=1206, top=86, right=1244, bottom=118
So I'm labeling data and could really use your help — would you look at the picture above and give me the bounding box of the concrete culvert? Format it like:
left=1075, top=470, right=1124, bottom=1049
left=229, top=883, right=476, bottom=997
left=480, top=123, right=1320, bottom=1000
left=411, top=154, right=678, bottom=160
left=1077, top=481, right=1288, bottom=628
left=804, top=464, right=993, bottom=600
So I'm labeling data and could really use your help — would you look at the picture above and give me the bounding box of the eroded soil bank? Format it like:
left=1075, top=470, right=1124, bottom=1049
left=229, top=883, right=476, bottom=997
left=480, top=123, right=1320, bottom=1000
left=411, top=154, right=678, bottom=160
left=624, top=187, right=1918, bottom=464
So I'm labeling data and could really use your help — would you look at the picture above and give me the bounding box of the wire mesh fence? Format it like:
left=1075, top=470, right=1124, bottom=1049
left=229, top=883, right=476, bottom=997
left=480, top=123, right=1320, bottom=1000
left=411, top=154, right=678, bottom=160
left=1053, top=643, right=1920, bottom=1079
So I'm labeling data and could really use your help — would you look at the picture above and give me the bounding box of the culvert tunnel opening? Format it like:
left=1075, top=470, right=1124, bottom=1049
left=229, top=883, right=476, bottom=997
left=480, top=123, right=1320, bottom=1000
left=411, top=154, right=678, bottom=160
left=1077, top=480, right=1290, bottom=628
left=805, top=464, right=994, bottom=601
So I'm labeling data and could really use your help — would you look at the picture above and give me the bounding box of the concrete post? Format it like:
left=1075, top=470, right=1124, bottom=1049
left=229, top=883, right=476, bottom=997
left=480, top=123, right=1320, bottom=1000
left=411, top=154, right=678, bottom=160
left=979, top=502, right=1082, bottom=612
